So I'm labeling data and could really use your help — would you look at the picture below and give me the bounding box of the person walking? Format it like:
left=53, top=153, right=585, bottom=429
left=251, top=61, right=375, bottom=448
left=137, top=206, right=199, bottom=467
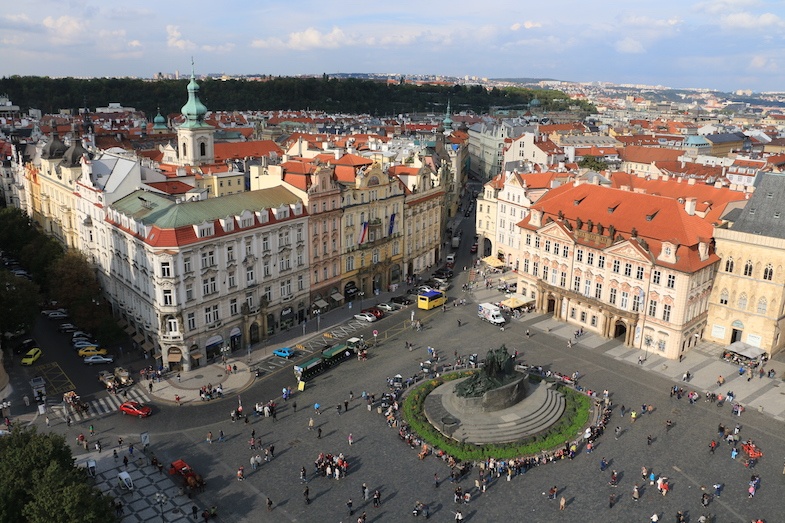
left=206, top=431, right=212, bottom=444
left=608, top=493, right=615, bottom=508
left=218, top=430, right=225, bottom=442
left=615, top=426, right=621, bottom=440
left=303, top=486, right=310, bottom=505
left=373, top=489, right=381, bottom=507
left=348, top=433, right=354, bottom=446
left=89, top=424, right=94, bottom=436
left=362, top=483, right=369, bottom=501
left=309, top=417, right=314, bottom=431
left=632, top=484, right=640, bottom=501
left=346, top=498, right=353, bottom=516
left=301, top=466, right=307, bottom=483
left=559, top=496, right=566, bottom=510
left=647, top=434, right=652, bottom=446
left=317, top=427, right=322, bottom=439
left=45, top=416, right=50, bottom=427
left=266, top=497, right=273, bottom=511
left=434, top=473, right=440, bottom=488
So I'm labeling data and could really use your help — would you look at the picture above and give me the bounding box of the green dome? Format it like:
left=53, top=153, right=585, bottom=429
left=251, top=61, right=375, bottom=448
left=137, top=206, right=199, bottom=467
left=153, top=108, right=168, bottom=130
left=179, top=67, right=211, bottom=129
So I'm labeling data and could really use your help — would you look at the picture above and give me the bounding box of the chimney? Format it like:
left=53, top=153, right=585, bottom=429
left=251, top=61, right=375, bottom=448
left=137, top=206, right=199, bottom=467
left=685, top=197, right=697, bottom=216
left=620, top=185, right=630, bottom=191
left=334, top=149, right=341, bottom=160
left=687, top=178, right=696, bottom=185
left=698, top=241, right=709, bottom=261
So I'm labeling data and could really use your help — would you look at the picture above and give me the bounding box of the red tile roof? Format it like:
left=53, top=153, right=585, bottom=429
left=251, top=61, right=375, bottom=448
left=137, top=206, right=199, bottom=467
left=146, top=181, right=195, bottom=194
left=620, top=145, right=683, bottom=164
left=214, top=140, right=283, bottom=161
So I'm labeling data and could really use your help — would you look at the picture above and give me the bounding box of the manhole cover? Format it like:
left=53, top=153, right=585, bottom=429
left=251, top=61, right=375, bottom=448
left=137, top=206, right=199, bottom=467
left=192, top=374, right=204, bottom=380
left=216, top=374, right=224, bottom=378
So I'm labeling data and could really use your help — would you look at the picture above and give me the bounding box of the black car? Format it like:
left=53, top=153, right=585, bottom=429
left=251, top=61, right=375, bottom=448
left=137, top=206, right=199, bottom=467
left=14, top=338, right=37, bottom=355
left=391, top=295, right=412, bottom=306
left=434, top=268, right=454, bottom=279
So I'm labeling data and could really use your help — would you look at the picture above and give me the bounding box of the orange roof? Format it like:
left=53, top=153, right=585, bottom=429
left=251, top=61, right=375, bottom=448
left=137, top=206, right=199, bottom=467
left=214, top=140, right=283, bottom=162
left=146, top=181, right=195, bottom=194
left=620, top=145, right=683, bottom=164
left=314, top=152, right=373, bottom=167
left=388, top=165, right=420, bottom=177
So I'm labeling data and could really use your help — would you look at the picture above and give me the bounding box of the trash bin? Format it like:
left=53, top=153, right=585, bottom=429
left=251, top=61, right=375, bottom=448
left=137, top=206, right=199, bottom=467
left=757, top=405, right=764, bottom=413
left=376, top=406, right=382, bottom=414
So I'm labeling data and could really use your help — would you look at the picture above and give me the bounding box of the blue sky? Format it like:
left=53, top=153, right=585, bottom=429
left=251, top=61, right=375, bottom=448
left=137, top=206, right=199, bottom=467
left=1, top=0, right=784, bottom=92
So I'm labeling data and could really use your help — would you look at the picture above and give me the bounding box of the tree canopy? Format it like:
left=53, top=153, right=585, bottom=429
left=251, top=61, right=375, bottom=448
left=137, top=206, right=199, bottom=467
left=0, top=427, right=116, bottom=523
left=0, top=76, right=595, bottom=118
left=578, top=155, right=609, bottom=171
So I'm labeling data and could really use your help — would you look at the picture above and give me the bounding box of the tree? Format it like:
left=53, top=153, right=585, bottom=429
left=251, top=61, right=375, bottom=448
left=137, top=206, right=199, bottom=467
left=0, top=271, right=40, bottom=348
left=0, top=427, right=116, bottom=522
left=578, top=155, right=608, bottom=171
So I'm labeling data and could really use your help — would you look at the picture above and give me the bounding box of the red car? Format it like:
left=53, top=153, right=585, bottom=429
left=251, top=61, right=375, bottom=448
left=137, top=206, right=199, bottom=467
left=119, top=401, right=152, bottom=418
left=362, top=307, right=384, bottom=319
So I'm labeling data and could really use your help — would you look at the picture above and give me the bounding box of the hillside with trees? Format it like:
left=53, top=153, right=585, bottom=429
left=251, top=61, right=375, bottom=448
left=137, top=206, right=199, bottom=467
left=0, top=76, right=595, bottom=118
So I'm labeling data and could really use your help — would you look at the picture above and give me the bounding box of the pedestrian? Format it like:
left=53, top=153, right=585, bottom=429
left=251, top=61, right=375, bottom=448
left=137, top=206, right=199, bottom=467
left=123, top=455, right=128, bottom=468
left=665, top=419, right=673, bottom=432
left=117, top=436, right=123, bottom=447
left=177, top=372, right=181, bottom=383
left=66, top=415, right=72, bottom=427
left=269, top=445, right=275, bottom=459
left=96, top=441, right=102, bottom=453
left=309, top=417, right=314, bottom=430
left=548, top=486, right=557, bottom=500
left=192, top=505, right=198, bottom=519
left=608, top=493, right=615, bottom=508
left=600, top=457, right=608, bottom=472
left=526, top=329, right=530, bottom=338
left=89, top=424, right=94, bottom=436
left=454, top=509, right=463, bottom=521
left=344, top=400, right=349, bottom=412
left=647, top=434, right=652, bottom=446
left=301, top=466, right=307, bottom=483
left=346, top=498, right=353, bottom=516
left=45, top=416, right=50, bottom=427
left=293, top=401, right=297, bottom=413
left=207, top=431, right=212, bottom=444
left=362, top=483, right=369, bottom=500
left=731, top=447, right=739, bottom=460
left=303, top=486, right=310, bottom=504
left=348, top=433, right=354, bottom=446
left=457, top=319, right=462, bottom=327
left=317, top=427, right=322, bottom=439
left=632, top=484, right=640, bottom=501
left=713, top=483, right=722, bottom=497
left=128, top=444, right=134, bottom=456
left=148, top=382, right=153, bottom=394
left=615, top=426, right=621, bottom=440
left=219, top=430, right=225, bottom=442
left=175, top=394, right=181, bottom=406
left=559, top=496, right=566, bottom=510
left=709, top=440, right=717, bottom=454
left=266, top=497, right=272, bottom=511
left=337, top=404, right=342, bottom=415
left=373, top=489, right=381, bottom=507
left=113, top=449, right=118, bottom=461
left=620, top=405, right=625, bottom=417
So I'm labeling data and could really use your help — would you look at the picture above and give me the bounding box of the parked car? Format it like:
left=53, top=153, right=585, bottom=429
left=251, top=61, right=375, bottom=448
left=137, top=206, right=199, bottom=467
left=72, top=331, right=93, bottom=340
left=73, top=341, right=98, bottom=350
left=119, top=401, right=152, bottom=418
left=21, top=347, right=42, bottom=366
left=417, top=285, right=435, bottom=294
left=46, top=311, right=69, bottom=319
left=375, top=302, right=399, bottom=312
left=391, top=295, right=413, bottom=306
left=14, top=338, right=37, bottom=355
left=362, top=307, right=384, bottom=319
left=58, top=323, right=77, bottom=333
left=272, top=347, right=296, bottom=358
left=78, top=347, right=107, bottom=357
left=353, top=312, right=377, bottom=322
left=434, top=268, right=454, bottom=279
left=84, top=355, right=114, bottom=365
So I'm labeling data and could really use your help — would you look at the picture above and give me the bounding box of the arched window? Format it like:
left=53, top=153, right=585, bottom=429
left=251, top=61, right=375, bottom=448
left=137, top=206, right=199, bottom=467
left=200, top=142, right=207, bottom=156
left=763, top=264, right=773, bottom=281
left=744, top=260, right=753, bottom=276
left=738, top=293, right=748, bottom=310
left=757, top=297, right=767, bottom=314
left=724, top=257, right=734, bottom=273
left=719, top=289, right=729, bottom=305
left=182, top=143, right=187, bottom=157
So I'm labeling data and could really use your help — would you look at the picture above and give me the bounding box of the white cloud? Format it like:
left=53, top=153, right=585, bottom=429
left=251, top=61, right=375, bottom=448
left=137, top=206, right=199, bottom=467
left=510, top=22, right=521, bottom=31
left=252, top=27, right=353, bottom=50
left=42, top=15, right=87, bottom=44
left=615, top=37, right=645, bottom=54
left=749, top=54, right=779, bottom=71
left=202, top=43, right=235, bottom=53
left=166, top=25, right=196, bottom=50
left=128, top=40, right=142, bottom=48
left=720, top=12, right=785, bottom=29
left=510, top=21, right=541, bottom=31
left=693, top=0, right=761, bottom=16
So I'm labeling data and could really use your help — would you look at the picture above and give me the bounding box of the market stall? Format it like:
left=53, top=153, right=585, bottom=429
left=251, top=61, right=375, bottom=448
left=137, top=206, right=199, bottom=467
left=720, top=341, right=768, bottom=368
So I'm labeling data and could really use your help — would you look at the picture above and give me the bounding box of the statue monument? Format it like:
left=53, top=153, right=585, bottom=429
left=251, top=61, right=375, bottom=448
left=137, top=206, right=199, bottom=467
left=455, top=345, right=519, bottom=398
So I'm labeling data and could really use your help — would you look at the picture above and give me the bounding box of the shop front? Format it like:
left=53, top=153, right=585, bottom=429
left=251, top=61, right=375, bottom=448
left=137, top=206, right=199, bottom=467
left=167, top=347, right=183, bottom=372
left=188, top=344, right=202, bottom=369
left=344, top=281, right=358, bottom=302
left=229, top=327, right=242, bottom=351
left=205, top=335, right=224, bottom=361
left=280, top=306, right=295, bottom=331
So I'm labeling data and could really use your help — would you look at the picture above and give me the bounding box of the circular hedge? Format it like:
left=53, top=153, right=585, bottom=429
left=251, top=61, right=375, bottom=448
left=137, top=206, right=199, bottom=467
left=401, top=370, right=591, bottom=461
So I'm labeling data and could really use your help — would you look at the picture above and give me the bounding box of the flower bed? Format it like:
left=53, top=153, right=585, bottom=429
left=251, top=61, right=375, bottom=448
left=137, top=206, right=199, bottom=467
left=401, top=370, right=591, bottom=461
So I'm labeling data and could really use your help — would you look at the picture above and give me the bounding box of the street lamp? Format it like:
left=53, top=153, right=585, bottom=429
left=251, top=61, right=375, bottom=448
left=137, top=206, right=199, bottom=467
left=316, top=309, right=321, bottom=331
left=154, top=492, right=168, bottom=522
left=1, top=400, right=10, bottom=419
left=358, top=292, right=365, bottom=310
left=644, top=336, right=652, bottom=362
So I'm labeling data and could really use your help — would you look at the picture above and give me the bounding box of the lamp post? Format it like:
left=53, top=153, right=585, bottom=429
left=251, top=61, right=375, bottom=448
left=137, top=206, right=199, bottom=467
left=154, top=492, right=168, bottom=522
left=644, top=336, right=652, bottom=362
left=316, top=309, right=321, bottom=331
left=358, top=292, right=365, bottom=311
left=1, top=400, right=10, bottom=419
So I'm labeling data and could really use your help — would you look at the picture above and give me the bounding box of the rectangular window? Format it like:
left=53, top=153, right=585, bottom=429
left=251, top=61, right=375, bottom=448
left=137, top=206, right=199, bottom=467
left=648, top=300, right=657, bottom=317
left=591, top=315, right=597, bottom=327
left=653, top=270, right=661, bottom=285
left=542, top=266, right=549, bottom=282
left=632, top=293, right=641, bottom=312
left=200, top=250, right=215, bottom=268
left=264, top=286, right=272, bottom=303
left=186, top=284, right=193, bottom=301
left=262, top=236, right=269, bottom=251
left=570, top=307, right=576, bottom=319
left=279, top=257, right=291, bottom=271
left=245, top=241, right=252, bottom=256
left=161, top=262, right=171, bottom=278
left=228, top=272, right=236, bottom=288
left=663, top=304, right=672, bottom=321
left=573, top=276, right=581, bottom=292
left=230, top=298, right=238, bottom=316
left=587, top=252, right=594, bottom=265
left=584, top=279, right=591, bottom=296
left=533, top=262, right=539, bottom=277
left=263, top=261, right=270, bottom=277
left=620, top=291, right=629, bottom=309
left=525, top=234, right=531, bottom=246
left=246, top=266, right=255, bottom=283
left=187, top=312, right=196, bottom=331
left=609, top=288, right=617, bottom=305
left=612, top=260, right=620, bottom=273
left=560, top=271, right=566, bottom=287
left=598, top=255, right=605, bottom=269
left=202, top=277, right=216, bottom=296
left=545, top=240, right=551, bottom=253
left=595, top=282, right=602, bottom=299
left=624, top=263, right=632, bottom=277
left=667, top=274, right=676, bottom=289
left=551, top=269, right=558, bottom=285
left=163, top=289, right=173, bottom=306
left=227, top=245, right=235, bottom=262
left=576, top=249, right=584, bottom=262
left=535, top=237, right=540, bottom=249
left=523, top=259, right=529, bottom=273
left=580, top=311, right=587, bottom=323
left=246, top=293, right=254, bottom=309
left=204, top=304, right=219, bottom=324
left=562, top=246, right=569, bottom=258
left=183, top=257, right=191, bottom=273
left=553, top=242, right=560, bottom=256
left=636, top=266, right=644, bottom=280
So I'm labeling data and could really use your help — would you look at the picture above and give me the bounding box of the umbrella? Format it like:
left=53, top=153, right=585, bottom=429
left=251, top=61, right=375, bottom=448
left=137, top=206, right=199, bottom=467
left=314, top=403, right=321, bottom=410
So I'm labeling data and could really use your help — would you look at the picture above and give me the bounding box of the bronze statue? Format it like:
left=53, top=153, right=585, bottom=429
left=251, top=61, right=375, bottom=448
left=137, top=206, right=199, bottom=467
left=455, top=345, right=519, bottom=398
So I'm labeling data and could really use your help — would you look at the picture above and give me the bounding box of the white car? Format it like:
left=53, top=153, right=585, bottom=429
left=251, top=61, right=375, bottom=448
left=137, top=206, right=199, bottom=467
left=42, top=308, right=67, bottom=316
left=73, top=341, right=98, bottom=350
left=376, top=303, right=399, bottom=312
left=353, top=312, right=377, bottom=322
left=47, top=311, right=69, bottom=319
left=84, top=355, right=114, bottom=365
left=72, top=331, right=93, bottom=340
left=417, top=285, right=435, bottom=294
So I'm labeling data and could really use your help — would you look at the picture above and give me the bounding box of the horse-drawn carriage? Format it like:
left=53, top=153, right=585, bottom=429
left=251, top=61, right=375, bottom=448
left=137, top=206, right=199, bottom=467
left=63, top=391, right=89, bottom=415
left=169, top=459, right=205, bottom=492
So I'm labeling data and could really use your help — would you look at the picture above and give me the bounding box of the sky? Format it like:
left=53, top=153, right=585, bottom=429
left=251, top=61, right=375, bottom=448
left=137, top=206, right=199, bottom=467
left=1, top=0, right=784, bottom=93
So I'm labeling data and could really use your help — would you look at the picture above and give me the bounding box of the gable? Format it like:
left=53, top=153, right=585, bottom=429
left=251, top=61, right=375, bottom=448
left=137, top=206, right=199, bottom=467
left=605, top=240, right=651, bottom=264
left=539, top=221, right=573, bottom=243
